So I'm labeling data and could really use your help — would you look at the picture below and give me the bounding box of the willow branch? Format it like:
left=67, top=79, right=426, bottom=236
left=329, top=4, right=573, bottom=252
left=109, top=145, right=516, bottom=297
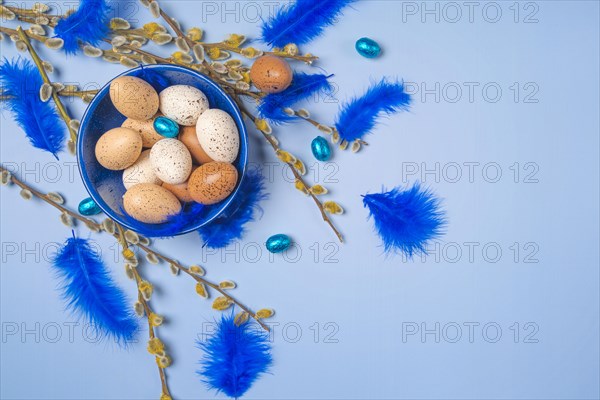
left=15, top=26, right=77, bottom=142
left=238, top=107, right=344, bottom=243
left=0, top=164, right=271, bottom=331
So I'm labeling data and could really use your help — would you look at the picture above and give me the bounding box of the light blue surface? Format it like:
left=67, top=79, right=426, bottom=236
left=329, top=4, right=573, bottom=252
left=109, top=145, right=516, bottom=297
left=1, top=1, right=599, bottom=399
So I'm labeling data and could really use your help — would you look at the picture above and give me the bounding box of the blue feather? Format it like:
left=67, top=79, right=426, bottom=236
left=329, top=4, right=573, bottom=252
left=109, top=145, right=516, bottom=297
left=131, top=66, right=171, bottom=92
left=335, top=79, right=411, bottom=142
left=197, top=311, right=272, bottom=398
left=121, top=202, right=206, bottom=238
left=261, top=0, right=356, bottom=48
left=51, top=232, right=138, bottom=343
left=198, top=168, right=268, bottom=248
left=362, top=182, right=445, bottom=257
left=258, top=72, right=333, bottom=123
left=54, top=0, right=111, bottom=54
left=0, top=58, right=65, bottom=159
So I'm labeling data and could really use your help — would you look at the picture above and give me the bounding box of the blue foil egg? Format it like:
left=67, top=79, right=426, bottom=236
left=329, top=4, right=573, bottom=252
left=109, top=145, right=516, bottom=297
left=266, top=234, right=291, bottom=253
left=153, top=116, right=180, bottom=138
left=78, top=197, right=102, bottom=216
left=311, top=136, right=331, bottom=161
left=355, top=37, right=381, bottom=59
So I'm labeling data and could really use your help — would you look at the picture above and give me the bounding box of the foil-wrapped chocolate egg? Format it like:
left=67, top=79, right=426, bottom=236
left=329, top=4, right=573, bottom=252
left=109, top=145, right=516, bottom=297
left=153, top=116, right=180, bottom=138
left=266, top=234, right=291, bottom=253
left=311, top=136, right=331, bottom=161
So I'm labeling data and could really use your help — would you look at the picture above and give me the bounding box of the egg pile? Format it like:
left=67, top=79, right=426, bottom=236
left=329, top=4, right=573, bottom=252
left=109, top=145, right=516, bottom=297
left=94, top=75, right=240, bottom=224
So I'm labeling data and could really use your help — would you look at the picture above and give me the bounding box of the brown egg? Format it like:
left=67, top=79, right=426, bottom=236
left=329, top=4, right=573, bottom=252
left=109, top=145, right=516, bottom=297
left=123, top=183, right=182, bottom=224
left=179, top=125, right=214, bottom=164
left=122, top=112, right=164, bottom=148
left=162, top=166, right=197, bottom=202
left=250, top=55, right=293, bottom=93
left=110, top=76, right=159, bottom=120
left=95, top=127, right=142, bottom=170
left=188, top=162, right=238, bottom=205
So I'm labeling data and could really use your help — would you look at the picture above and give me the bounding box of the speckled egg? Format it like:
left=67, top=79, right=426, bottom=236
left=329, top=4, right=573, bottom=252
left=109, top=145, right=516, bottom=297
left=179, top=125, right=214, bottom=164
left=159, top=85, right=209, bottom=126
left=123, top=183, right=182, bottom=224
left=149, top=138, right=192, bottom=184
left=122, top=150, right=162, bottom=189
left=95, top=127, right=142, bottom=170
left=196, top=109, right=239, bottom=163
left=250, top=55, right=293, bottom=93
left=188, top=162, right=238, bottom=205
left=162, top=166, right=197, bottom=202
left=122, top=113, right=164, bottom=148
left=110, top=76, right=159, bottom=120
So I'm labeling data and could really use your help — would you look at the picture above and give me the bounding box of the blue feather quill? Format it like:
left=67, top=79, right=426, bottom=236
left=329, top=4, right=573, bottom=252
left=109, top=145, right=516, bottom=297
left=121, top=202, right=206, bottom=238
left=362, top=182, right=445, bottom=257
left=258, top=72, right=333, bottom=123
left=198, top=168, right=268, bottom=248
left=0, top=58, right=65, bottom=159
left=197, top=311, right=272, bottom=398
left=54, top=0, right=111, bottom=54
left=335, top=79, right=411, bottom=142
left=51, top=232, right=138, bottom=343
left=261, top=0, right=356, bottom=48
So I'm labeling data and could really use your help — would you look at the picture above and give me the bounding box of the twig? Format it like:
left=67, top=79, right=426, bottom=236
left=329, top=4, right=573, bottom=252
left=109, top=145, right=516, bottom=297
left=15, top=26, right=77, bottom=143
left=124, top=235, right=172, bottom=399
left=239, top=107, right=344, bottom=243
left=0, top=164, right=271, bottom=330
left=136, top=242, right=270, bottom=331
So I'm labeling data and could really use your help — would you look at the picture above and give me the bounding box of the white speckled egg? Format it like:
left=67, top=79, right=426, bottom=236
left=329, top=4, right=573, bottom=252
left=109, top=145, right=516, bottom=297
left=149, top=138, right=192, bottom=184
left=122, top=150, right=162, bottom=189
left=159, top=85, right=208, bottom=126
left=196, top=109, right=240, bottom=163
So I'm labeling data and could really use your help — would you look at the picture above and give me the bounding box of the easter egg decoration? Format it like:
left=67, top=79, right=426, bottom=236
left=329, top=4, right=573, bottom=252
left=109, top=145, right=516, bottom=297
left=123, top=183, right=182, bottom=224
left=250, top=55, right=293, bottom=93
left=109, top=76, right=159, bottom=120
left=78, top=197, right=102, bottom=216
left=153, top=116, right=180, bottom=138
left=265, top=234, right=291, bottom=253
left=159, top=85, right=209, bottom=126
left=311, top=136, right=331, bottom=161
left=355, top=37, right=381, bottom=59
left=95, top=127, right=142, bottom=171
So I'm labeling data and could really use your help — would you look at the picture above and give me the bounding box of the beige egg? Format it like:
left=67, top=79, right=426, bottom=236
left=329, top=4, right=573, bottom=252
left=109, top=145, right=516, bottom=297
left=110, top=76, right=159, bottom=120
left=122, top=150, right=162, bottom=189
left=250, top=55, right=293, bottom=93
left=95, top=127, right=142, bottom=170
left=188, top=162, right=238, bottom=205
left=159, top=85, right=209, bottom=126
left=149, top=138, right=192, bottom=184
left=179, top=125, right=214, bottom=164
left=162, top=166, right=197, bottom=202
left=123, top=183, right=182, bottom=224
left=122, top=113, right=164, bottom=148
left=196, top=109, right=240, bottom=163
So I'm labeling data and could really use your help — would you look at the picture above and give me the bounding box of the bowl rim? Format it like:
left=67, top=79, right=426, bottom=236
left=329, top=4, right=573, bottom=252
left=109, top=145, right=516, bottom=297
left=77, top=64, right=249, bottom=236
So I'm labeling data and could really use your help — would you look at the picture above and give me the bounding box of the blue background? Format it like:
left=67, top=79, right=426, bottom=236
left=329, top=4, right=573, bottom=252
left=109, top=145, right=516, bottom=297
left=1, top=1, right=599, bottom=399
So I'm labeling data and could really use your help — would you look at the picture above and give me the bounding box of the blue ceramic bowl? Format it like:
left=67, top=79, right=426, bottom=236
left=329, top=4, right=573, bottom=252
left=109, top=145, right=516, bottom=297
left=77, top=64, right=248, bottom=236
